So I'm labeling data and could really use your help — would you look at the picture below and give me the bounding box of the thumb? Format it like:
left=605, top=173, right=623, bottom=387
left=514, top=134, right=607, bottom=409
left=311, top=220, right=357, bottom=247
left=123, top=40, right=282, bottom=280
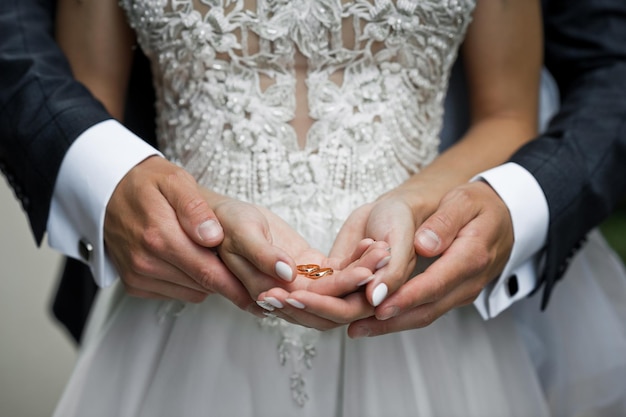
left=414, top=186, right=480, bottom=257
left=160, top=167, right=224, bottom=248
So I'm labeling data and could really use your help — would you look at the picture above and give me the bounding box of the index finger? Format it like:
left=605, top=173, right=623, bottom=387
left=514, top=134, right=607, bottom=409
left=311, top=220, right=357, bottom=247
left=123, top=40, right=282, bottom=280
left=375, top=235, right=487, bottom=319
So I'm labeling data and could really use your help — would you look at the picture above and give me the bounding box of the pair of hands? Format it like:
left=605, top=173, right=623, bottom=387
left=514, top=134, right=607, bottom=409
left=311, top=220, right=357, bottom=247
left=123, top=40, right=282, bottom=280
left=105, top=156, right=513, bottom=336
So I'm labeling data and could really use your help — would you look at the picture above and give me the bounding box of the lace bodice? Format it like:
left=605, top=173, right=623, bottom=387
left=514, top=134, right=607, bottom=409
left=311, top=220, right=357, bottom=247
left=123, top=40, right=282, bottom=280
left=121, top=0, right=475, bottom=406
left=122, top=0, right=475, bottom=249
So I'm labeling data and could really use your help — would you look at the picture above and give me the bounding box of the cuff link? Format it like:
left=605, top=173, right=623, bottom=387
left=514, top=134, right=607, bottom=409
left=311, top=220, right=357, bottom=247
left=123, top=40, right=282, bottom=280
left=506, top=274, right=519, bottom=297
left=79, top=239, right=94, bottom=262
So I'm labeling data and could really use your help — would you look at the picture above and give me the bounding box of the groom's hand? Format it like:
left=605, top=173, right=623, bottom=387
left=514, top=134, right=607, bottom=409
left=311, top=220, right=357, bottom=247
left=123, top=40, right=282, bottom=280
left=104, top=156, right=255, bottom=311
left=348, top=181, right=513, bottom=337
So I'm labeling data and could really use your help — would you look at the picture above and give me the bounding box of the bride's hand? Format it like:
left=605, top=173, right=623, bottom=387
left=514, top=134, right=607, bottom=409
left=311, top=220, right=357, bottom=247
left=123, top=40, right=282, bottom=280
left=256, top=190, right=427, bottom=330
left=205, top=191, right=392, bottom=309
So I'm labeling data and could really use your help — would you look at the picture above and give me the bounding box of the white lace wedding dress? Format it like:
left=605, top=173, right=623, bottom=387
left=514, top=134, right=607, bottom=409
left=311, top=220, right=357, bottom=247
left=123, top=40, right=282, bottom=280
left=54, top=1, right=626, bottom=416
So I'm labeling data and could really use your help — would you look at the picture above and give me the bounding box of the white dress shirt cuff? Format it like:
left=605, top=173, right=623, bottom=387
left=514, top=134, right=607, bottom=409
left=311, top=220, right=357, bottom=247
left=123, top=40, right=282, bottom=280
left=47, top=120, right=162, bottom=287
left=472, top=162, right=549, bottom=319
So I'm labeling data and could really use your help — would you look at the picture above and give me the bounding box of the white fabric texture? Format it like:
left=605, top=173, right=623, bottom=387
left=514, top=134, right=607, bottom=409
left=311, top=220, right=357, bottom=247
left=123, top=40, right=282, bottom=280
left=55, top=231, right=626, bottom=417
left=47, top=120, right=161, bottom=286
left=54, top=1, right=626, bottom=416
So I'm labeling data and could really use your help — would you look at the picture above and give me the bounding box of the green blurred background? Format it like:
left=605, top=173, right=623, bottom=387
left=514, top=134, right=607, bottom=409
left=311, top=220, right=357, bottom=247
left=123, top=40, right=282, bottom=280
left=600, top=199, right=626, bottom=263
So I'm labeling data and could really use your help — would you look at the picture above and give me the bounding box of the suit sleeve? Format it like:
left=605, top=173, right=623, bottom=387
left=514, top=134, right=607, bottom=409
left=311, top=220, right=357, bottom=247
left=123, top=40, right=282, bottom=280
left=0, top=0, right=111, bottom=245
left=510, top=0, right=626, bottom=308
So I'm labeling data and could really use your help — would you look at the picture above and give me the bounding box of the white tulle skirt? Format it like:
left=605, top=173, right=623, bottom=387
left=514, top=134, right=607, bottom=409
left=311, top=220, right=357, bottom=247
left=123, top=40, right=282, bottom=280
left=53, top=230, right=626, bottom=417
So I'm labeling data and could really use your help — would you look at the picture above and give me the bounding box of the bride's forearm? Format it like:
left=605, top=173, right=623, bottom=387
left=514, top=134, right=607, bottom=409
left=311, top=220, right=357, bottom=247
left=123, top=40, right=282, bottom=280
left=421, top=112, right=536, bottom=186
left=388, top=0, right=542, bottom=217
left=56, top=0, right=135, bottom=120
left=387, top=112, right=537, bottom=218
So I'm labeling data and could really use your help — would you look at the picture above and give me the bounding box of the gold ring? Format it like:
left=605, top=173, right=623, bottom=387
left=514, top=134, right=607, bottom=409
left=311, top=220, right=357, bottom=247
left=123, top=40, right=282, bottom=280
left=307, top=267, right=334, bottom=279
left=297, top=264, right=320, bottom=274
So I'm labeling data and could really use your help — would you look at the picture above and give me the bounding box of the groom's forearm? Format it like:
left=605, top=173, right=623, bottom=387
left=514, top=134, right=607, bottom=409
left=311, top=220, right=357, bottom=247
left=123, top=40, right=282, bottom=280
left=510, top=0, right=626, bottom=308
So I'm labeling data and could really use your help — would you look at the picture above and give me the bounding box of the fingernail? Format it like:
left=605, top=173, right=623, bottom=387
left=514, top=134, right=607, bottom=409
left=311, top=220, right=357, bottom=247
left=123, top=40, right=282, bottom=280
left=357, top=274, right=376, bottom=287
left=378, top=306, right=399, bottom=321
left=351, top=325, right=371, bottom=339
left=375, top=256, right=391, bottom=270
left=285, top=298, right=305, bottom=309
left=256, top=300, right=275, bottom=311
left=417, top=229, right=440, bottom=252
left=197, top=219, right=222, bottom=242
left=275, top=261, right=293, bottom=282
left=372, top=283, right=388, bottom=307
left=363, top=238, right=375, bottom=246
left=264, top=296, right=284, bottom=309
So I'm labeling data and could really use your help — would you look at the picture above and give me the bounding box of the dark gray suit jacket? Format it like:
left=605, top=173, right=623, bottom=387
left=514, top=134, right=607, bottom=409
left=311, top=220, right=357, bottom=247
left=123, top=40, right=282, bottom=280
left=0, top=0, right=156, bottom=342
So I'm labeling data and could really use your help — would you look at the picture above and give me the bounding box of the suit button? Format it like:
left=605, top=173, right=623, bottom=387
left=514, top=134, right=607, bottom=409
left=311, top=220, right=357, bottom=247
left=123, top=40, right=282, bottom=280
left=507, top=275, right=519, bottom=297
left=79, top=239, right=94, bottom=262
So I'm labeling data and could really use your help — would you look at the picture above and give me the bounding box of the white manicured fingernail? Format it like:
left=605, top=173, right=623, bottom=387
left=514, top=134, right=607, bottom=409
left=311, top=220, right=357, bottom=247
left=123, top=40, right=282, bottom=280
left=275, top=261, right=293, bottom=282
left=372, top=283, right=388, bottom=307
left=375, top=256, right=391, bottom=270
left=256, top=300, right=275, bottom=311
left=357, top=275, right=376, bottom=287
left=363, top=238, right=375, bottom=246
left=417, top=229, right=440, bottom=252
left=285, top=298, right=306, bottom=309
left=197, top=219, right=222, bottom=241
left=264, top=296, right=284, bottom=309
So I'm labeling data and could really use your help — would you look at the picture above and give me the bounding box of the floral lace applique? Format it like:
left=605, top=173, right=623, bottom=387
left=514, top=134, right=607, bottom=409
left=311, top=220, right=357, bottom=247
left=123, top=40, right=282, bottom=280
left=258, top=314, right=320, bottom=406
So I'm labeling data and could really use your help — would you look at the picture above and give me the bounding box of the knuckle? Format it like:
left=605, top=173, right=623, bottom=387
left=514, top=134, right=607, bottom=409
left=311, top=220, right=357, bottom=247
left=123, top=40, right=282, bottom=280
left=186, top=292, right=208, bottom=304
left=446, top=186, right=473, bottom=205
left=167, top=167, right=195, bottom=186
left=233, top=217, right=265, bottom=241
left=197, top=267, right=217, bottom=290
left=141, top=226, right=167, bottom=254
left=474, top=250, right=491, bottom=272
left=418, top=308, right=437, bottom=327
left=181, top=196, right=209, bottom=219
left=468, top=242, right=492, bottom=272
left=427, top=211, right=455, bottom=234
left=373, top=321, right=392, bottom=336
left=128, top=252, right=154, bottom=275
left=335, top=311, right=353, bottom=325
left=430, top=275, right=448, bottom=301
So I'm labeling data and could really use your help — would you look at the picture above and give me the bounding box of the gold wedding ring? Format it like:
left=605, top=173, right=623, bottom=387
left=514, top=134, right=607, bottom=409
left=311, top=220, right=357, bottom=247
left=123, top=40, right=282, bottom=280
left=307, top=267, right=334, bottom=278
left=296, top=264, right=334, bottom=279
left=297, top=264, right=320, bottom=274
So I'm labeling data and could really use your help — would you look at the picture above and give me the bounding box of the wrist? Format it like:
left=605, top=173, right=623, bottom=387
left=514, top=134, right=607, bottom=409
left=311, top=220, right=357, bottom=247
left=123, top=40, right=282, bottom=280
left=382, top=178, right=450, bottom=223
